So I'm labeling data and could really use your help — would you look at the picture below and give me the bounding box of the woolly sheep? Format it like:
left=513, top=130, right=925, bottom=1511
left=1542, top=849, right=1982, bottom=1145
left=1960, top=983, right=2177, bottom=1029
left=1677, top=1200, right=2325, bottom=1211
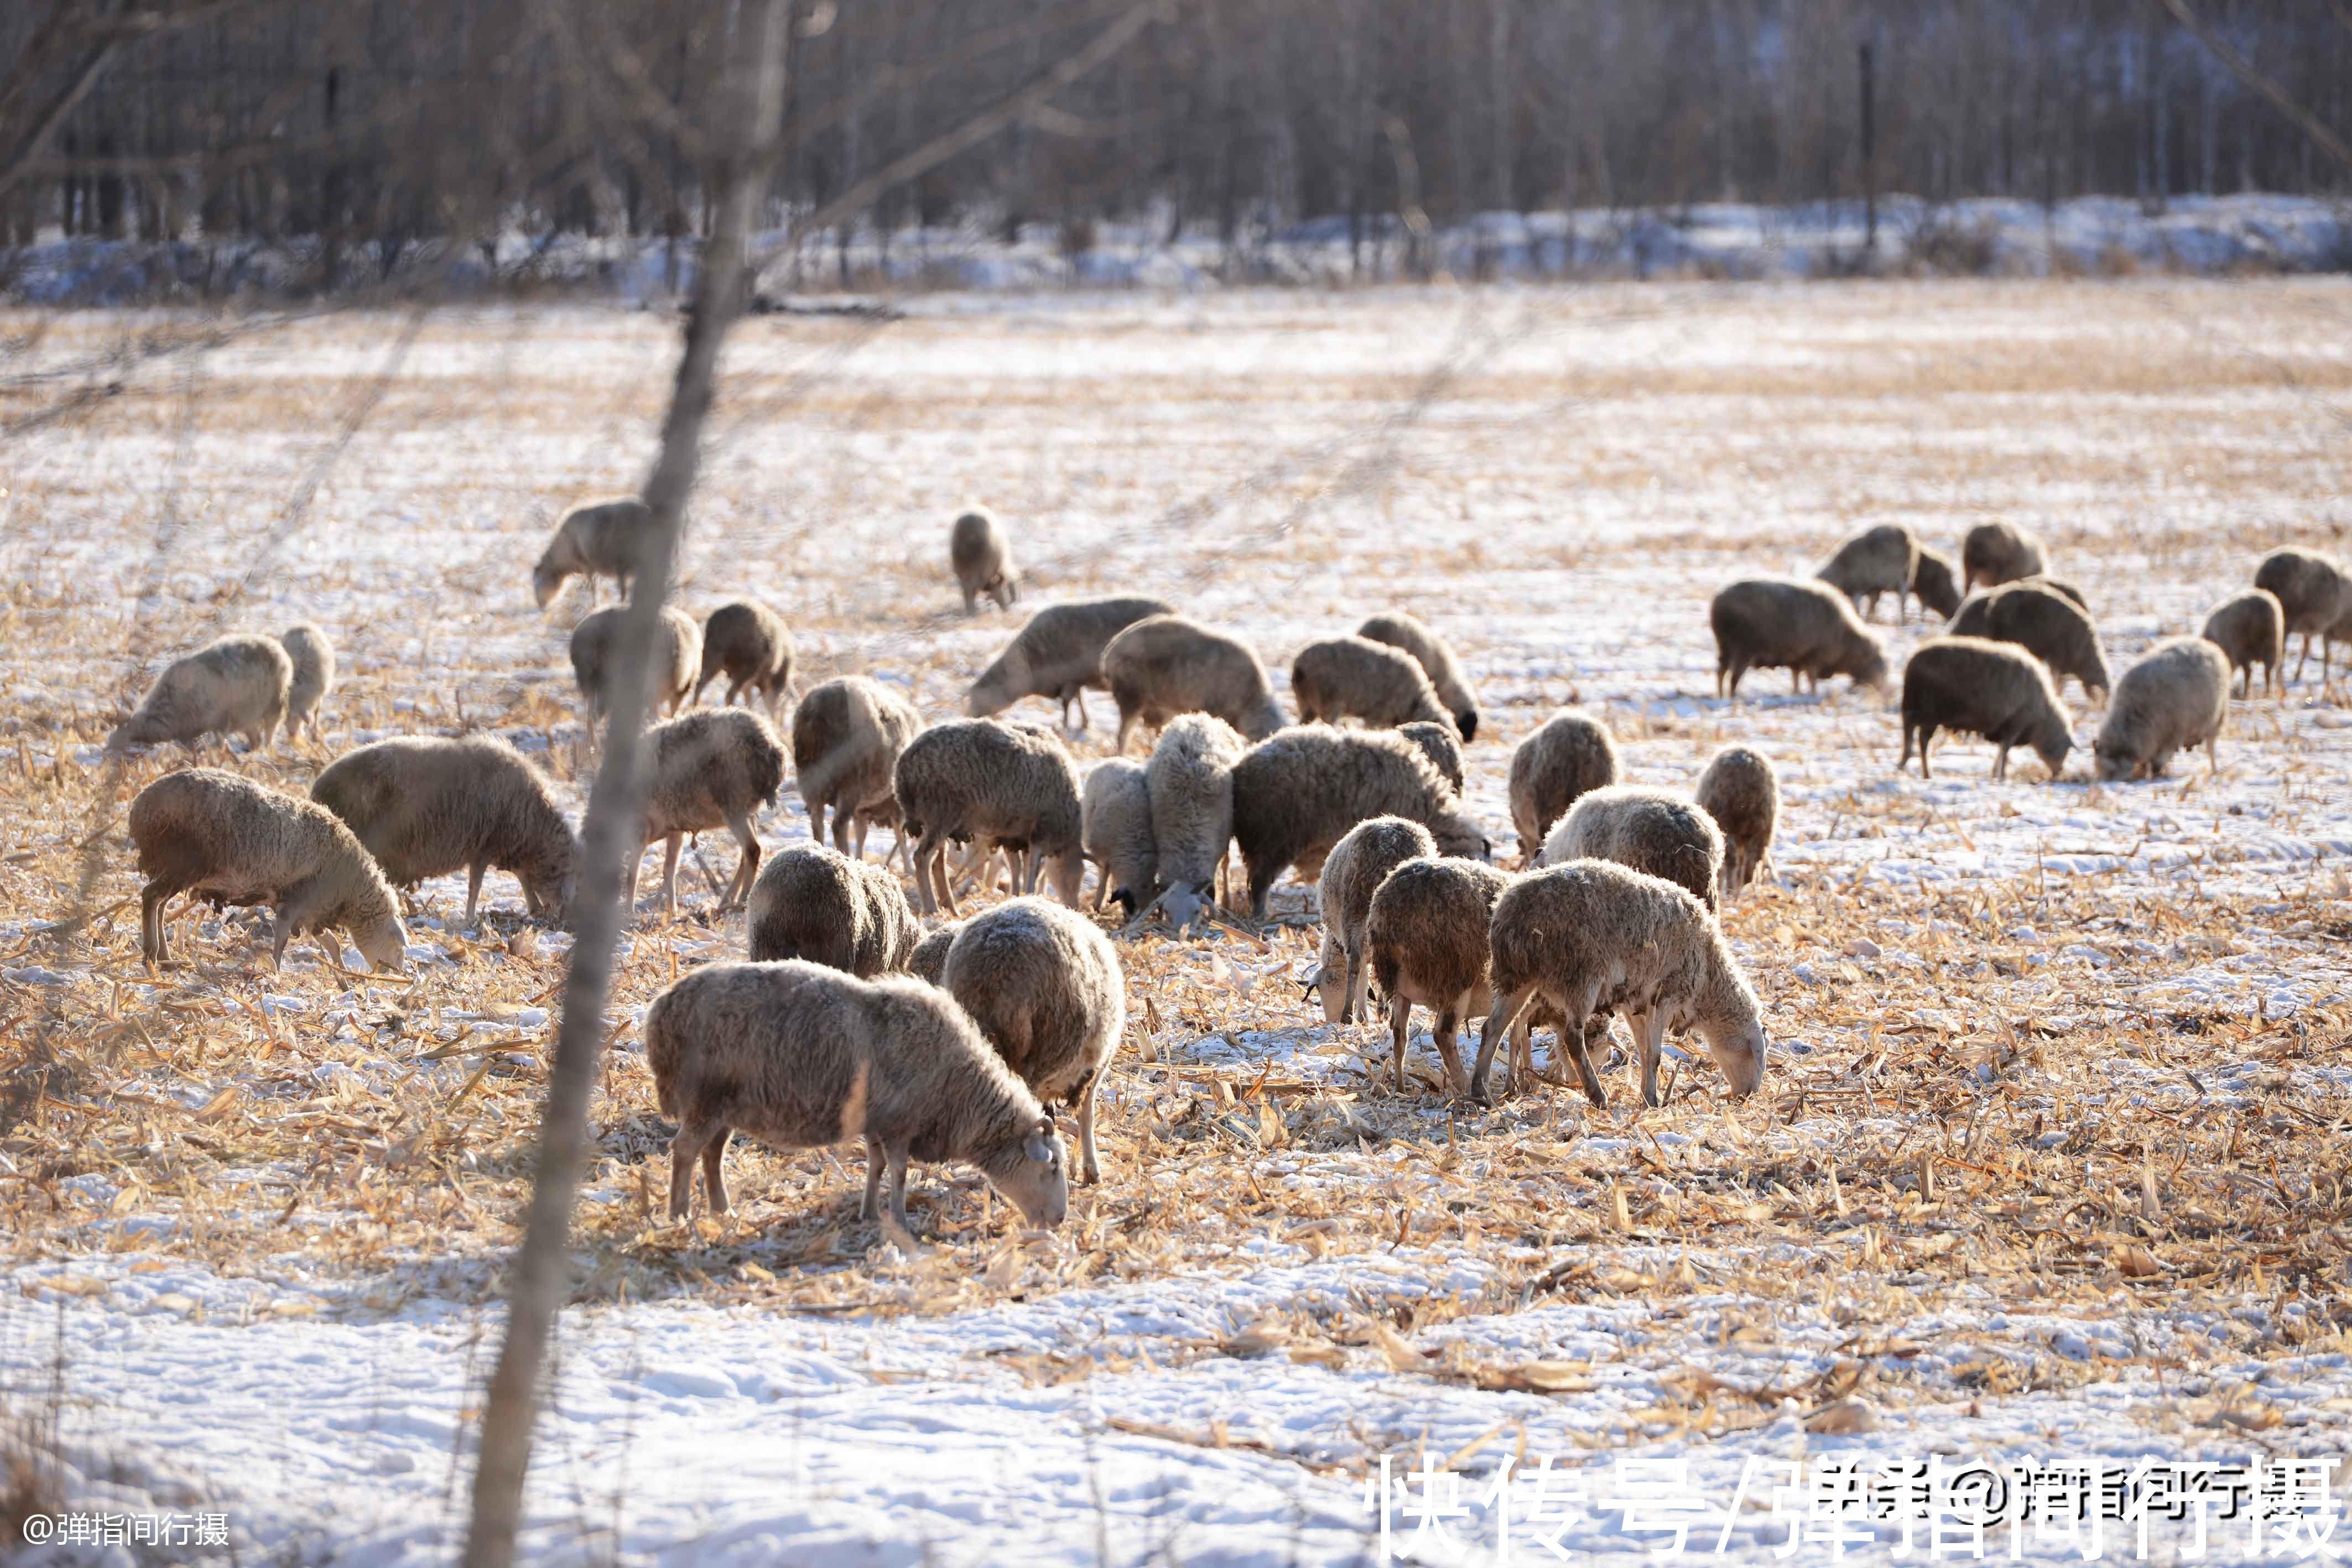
left=1898, top=636, right=2073, bottom=782
left=1909, top=546, right=1963, bottom=619
left=310, top=734, right=578, bottom=924
left=1709, top=578, right=1889, bottom=699
left=107, top=633, right=292, bottom=752
left=962, top=595, right=1175, bottom=731
left=694, top=600, right=795, bottom=715
left=1538, top=784, right=1725, bottom=912
left=1367, top=856, right=1518, bottom=1094
left=570, top=604, right=700, bottom=722
left=1815, top=522, right=1919, bottom=621
left=1398, top=721, right=1464, bottom=795
left=2252, top=546, right=2350, bottom=683
left=1944, top=580, right=2110, bottom=698
left=628, top=707, right=786, bottom=914
left=1474, top=859, right=1767, bottom=1108
left=1961, top=520, right=2047, bottom=592
left=950, top=507, right=1017, bottom=614
left=533, top=496, right=649, bottom=606
left=128, top=768, right=409, bottom=972
left=1289, top=636, right=1454, bottom=734
left=1310, top=815, right=1437, bottom=1024
left=909, top=921, right=962, bottom=986
left=746, top=841, right=919, bottom=976
left=1101, top=614, right=1286, bottom=753
left=2202, top=588, right=2285, bottom=699
left=1230, top=724, right=1488, bottom=920
left=1144, top=712, right=1245, bottom=933
left=1081, top=757, right=1157, bottom=916
left=1693, top=744, right=1777, bottom=901
left=793, top=675, right=922, bottom=865
left=2094, top=636, right=2231, bottom=782
left=1506, top=710, right=1620, bottom=862
left=1357, top=612, right=1481, bottom=741
left=278, top=622, right=335, bottom=739
left=646, top=960, right=1069, bottom=1232
left=893, top=719, right=1085, bottom=916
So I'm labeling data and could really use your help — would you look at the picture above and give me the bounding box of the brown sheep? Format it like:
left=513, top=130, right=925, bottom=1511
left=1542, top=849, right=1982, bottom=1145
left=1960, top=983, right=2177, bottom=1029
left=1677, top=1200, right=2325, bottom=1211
left=2202, top=587, right=2285, bottom=699
left=1709, top=579, right=1889, bottom=699
left=1898, top=637, right=2072, bottom=782
left=1506, top=710, right=1620, bottom=862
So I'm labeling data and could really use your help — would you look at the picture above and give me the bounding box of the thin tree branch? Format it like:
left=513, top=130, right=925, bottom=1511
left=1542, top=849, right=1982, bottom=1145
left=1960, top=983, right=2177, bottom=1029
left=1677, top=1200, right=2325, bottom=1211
left=2151, top=0, right=2352, bottom=172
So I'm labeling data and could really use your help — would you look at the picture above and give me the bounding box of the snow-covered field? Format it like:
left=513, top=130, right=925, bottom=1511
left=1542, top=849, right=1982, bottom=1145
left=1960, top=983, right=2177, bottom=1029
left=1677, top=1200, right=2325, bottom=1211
left=1, top=278, right=2349, bottom=1565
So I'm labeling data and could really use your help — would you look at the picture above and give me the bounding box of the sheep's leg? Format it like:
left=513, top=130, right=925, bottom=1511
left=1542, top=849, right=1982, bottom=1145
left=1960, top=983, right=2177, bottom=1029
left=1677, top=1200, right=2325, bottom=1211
left=622, top=834, right=648, bottom=910
left=668, top=1118, right=720, bottom=1218
left=1993, top=746, right=2009, bottom=783
left=1387, top=994, right=1413, bottom=1093
left=861, top=1140, right=887, bottom=1221
left=1635, top=1010, right=1670, bottom=1108
left=268, top=909, right=297, bottom=970
left=1469, top=984, right=1536, bottom=1106
left=700, top=1128, right=732, bottom=1214
left=1791, top=669, right=1803, bottom=695
left=1918, top=726, right=1936, bottom=780
left=2293, top=632, right=2311, bottom=684
left=1089, top=859, right=1109, bottom=912
left=884, top=1148, right=912, bottom=1234
left=910, top=834, right=944, bottom=916
left=1431, top=997, right=1469, bottom=1094
left=464, top=863, right=486, bottom=926
left=1074, top=1075, right=1102, bottom=1185
left=725, top=811, right=759, bottom=909
left=141, top=879, right=172, bottom=963
left=659, top=833, right=685, bottom=916
left=1562, top=1016, right=1608, bottom=1107
left=933, top=842, right=962, bottom=916
left=1115, top=708, right=1139, bottom=756
left=809, top=800, right=831, bottom=851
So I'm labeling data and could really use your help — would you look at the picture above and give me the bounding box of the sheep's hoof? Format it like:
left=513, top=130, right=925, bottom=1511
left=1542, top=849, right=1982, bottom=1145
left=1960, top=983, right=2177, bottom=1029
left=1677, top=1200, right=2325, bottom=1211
left=1470, top=1081, right=1494, bottom=1108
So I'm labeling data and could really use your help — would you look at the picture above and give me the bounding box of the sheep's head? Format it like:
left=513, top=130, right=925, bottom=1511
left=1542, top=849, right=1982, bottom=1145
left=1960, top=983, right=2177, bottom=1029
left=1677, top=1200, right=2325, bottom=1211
left=986, top=1115, right=1069, bottom=1230
left=355, top=914, right=413, bottom=974
left=1847, top=638, right=1892, bottom=692
left=2093, top=740, right=2141, bottom=782
left=1308, top=927, right=1346, bottom=1023
left=1161, top=881, right=1212, bottom=937
left=1455, top=707, right=1479, bottom=743
left=530, top=559, right=566, bottom=608
left=1704, top=1014, right=1767, bottom=1098
left=1042, top=847, right=1086, bottom=910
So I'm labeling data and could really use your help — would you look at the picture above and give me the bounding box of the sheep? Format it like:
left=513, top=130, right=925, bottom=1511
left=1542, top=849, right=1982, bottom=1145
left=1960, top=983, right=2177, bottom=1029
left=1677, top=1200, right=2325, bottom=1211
left=1944, top=581, right=2110, bottom=698
left=1101, top=614, right=1286, bottom=753
left=1693, top=745, right=1778, bottom=901
left=1961, top=520, right=2047, bottom=592
left=1897, top=636, right=2073, bottom=782
left=1910, top=545, right=1964, bottom=619
left=533, top=496, right=649, bottom=606
left=1310, top=816, right=1437, bottom=1024
left=645, top=960, right=1069, bottom=1232
left=1398, top=720, right=1464, bottom=795
left=278, top=622, right=335, bottom=739
left=1289, top=635, right=1454, bottom=734
left=1357, top=612, right=1481, bottom=741
left=570, top=604, right=701, bottom=722
left=128, top=767, right=409, bottom=972
left=962, top=595, right=1175, bottom=731
left=1537, top=784, right=1725, bottom=913
left=745, top=841, right=918, bottom=977
left=950, top=507, right=1017, bottom=614
left=793, top=675, right=922, bottom=866
left=893, top=719, right=1084, bottom=916
left=2201, top=588, right=2285, bottom=699
left=106, top=633, right=292, bottom=753
left=1144, top=712, right=1245, bottom=933
left=1709, top=578, right=1889, bottom=699
left=940, top=897, right=1125, bottom=1184
left=1472, top=858, right=1768, bottom=1109
left=2093, top=635, right=2231, bottom=782
left=2252, top=546, right=2350, bottom=683
left=627, top=707, right=787, bottom=914
left=908, top=921, right=962, bottom=986
left=1506, top=710, right=1620, bottom=862
left=1229, top=724, right=1489, bottom=920
left=310, top=734, right=578, bottom=924
left=1367, top=855, right=1518, bottom=1094
left=1081, top=758, right=1157, bottom=915
left=1814, top=522, right=1919, bottom=621
left=694, top=600, right=794, bottom=715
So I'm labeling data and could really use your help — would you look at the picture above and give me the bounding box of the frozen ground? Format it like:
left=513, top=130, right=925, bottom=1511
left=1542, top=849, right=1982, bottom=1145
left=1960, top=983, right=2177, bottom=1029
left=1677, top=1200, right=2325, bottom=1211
left=0, top=278, right=2349, bottom=1564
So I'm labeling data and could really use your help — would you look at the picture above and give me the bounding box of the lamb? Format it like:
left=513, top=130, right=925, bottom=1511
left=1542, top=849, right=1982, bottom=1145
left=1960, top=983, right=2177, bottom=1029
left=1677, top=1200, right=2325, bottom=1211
left=1472, top=858, right=1769, bottom=1109
left=940, top=897, right=1125, bottom=1184
left=908, top=921, right=962, bottom=986
left=950, top=507, right=1018, bottom=614
left=1944, top=580, right=2110, bottom=698
left=1367, top=855, right=1517, bottom=1093
left=1898, top=636, right=2073, bottom=782
left=1961, top=520, right=2048, bottom=591
left=1229, top=724, right=1489, bottom=920
left=893, top=719, right=1085, bottom=916
left=532, top=495, right=649, bottom=606
left=1101, top=614, right=1287, bottom=753
left=310, top=734, right=579, bottom=924
left=1693, top=745, right=1778, bottom=901
left=793, top=675, right=922, bottom=865
left=2200, top=588, right=2285, bottom=699
left=1357, top=612, right=1481, bottom=741
left=1814, top=522, right=1919, bottom=621
left=128, top=768, right=410, bottom=972
left=1310, top=815, right=1437, bottom=1024
left=1289, top=635, right=1454, bottom=734
left=1537, top=784, right=1725, bottom=913
left=278, top=622, right=335, bottom=739
left=646, top=960, right=1069, bottom=1232
left=2093, top=635, right=2231, bottom=782
left=1080, top=758, right=1158, bottom=915
left=2252, top=546, right=2350, bottom=683
left=1399, top=720, right=1465, bottom=794
left=627, top=707, right=787, bottom=914
left=1709, top=578, right=1889, bottom=699
left=107, top=633, right=293, bottom=752
left=962, top=595, right=1175, bottom=731
left=1909, top=545, right=1964, bottom=619
left=693, top=600, right=794, bottom=715
left=1506, top=710, right=1620, bottom=861
left=570, top=604, right=701, bottom=722
left=746, top=841, right=918, bottom=976
left=1144, top=712, right=1245, bottom=932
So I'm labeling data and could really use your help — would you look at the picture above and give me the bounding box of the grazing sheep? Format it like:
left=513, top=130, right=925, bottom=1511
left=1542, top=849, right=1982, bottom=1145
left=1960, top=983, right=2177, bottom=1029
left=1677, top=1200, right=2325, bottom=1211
left=2094, top=636, right=2231, bottom=782
left=570, top=605, right=701, bottom=722
left=950, top=507, right=1018, bottom=614
left=1474, top=859, right=1768, bottom=1109
left=940, top=898, right=1125, bottom=1184
left=1081, top=758, right=1158, bottom=915
left=1693, top=745, right=1778, bottom=901
left=1506, top=711, right=1620, bottom=862
left=908, top=921, right=962, bottom=986
left=793, top=675, right=922, bottom=865
left=2252, top=546, right=2351, bottom=683
left=962, top=595, right=1175, bottom=731
left=1367, top=856, right=1517, bottom=1094
left=1961, top=520, right=2048, bottom=592
left=1144, top=712, right=1245, bottom=933
left=694, top=600, right=795, bottom=715
left=533, top=496, right=649, bottom=606
left=1944, top=581, right=2110, bottom=698
left=1230, top=724, right=1489, bottom=920
left=107, top=633, right=293, bottom=753
left=128, top=768, right=409, bottom=972
left=1909, top=546, right=1963, bottom=619
left=1357, top=612, right=1481, bottom=741
left=1310, top=816, right=1437, bottom=1024
left=310, top=734, right=579, bottom=924
left=1898, top=636, right=2073, bottom=782
left=1398, top=720, right=1465, bottom=794
left=2201, top=588, right=2285, bottom=699
left=1537, top=785, right=1725, bottom=912
left=646, top=960, right=1069, bottom=1232
left=1709, top=578, right=1890, bottom=699
left=628, top=707, right=787, bottom=914
left=278, top=623, right=335, bottom=739
left=893, top=720, right=1085, bottom=916
left=1815, top=522, right=1920, bottom=621
left=746, top=841, right=919, bottom=977
left=1101, top=614, right=1286, bottom=753
left=1289, top=636, right=1454, bottom=734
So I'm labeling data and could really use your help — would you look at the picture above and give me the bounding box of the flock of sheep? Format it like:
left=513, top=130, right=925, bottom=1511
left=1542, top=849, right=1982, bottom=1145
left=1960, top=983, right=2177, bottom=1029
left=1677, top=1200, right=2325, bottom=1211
left=93, top=498, right=2337, bottom=1237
